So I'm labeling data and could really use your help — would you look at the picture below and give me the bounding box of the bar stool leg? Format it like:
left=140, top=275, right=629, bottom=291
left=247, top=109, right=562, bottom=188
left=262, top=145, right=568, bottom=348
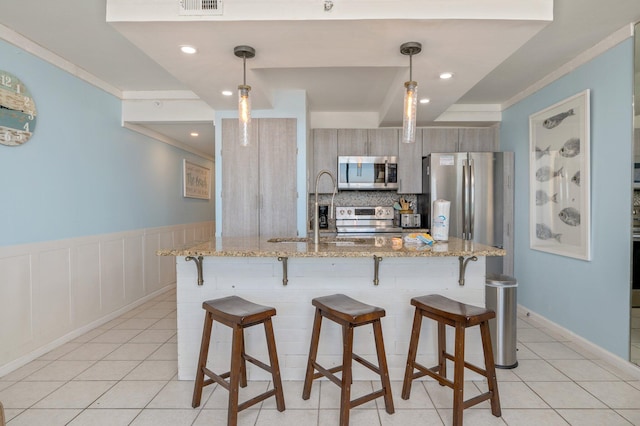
left=302, top=309, right=323, bottom=400
left=192, top=311, right=213, bottom=408
left=437, top=321, right=447, bottom=380
left=227, top=325, right=244, bottom=426
left=264, top=318, right=286, bottom=411
left=373, top=320, right=394, bottom=414
left=480, top=321, right=502, bottom=416
left=452, top=324, right=466, bottom=426
left=401, top=309, right=423, bottom=399
left=340, top=325, right=354, bottom=426
left=239, top=331, right=247, bottom=388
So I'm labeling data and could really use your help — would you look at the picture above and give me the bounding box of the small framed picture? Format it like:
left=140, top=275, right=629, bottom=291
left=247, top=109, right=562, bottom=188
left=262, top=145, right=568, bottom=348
left=183, top=159, right=211, bottom=200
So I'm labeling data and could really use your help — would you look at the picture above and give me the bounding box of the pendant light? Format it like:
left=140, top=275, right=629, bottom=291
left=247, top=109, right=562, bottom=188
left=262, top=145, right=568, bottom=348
left=234, top=45, right=256, bottom=147
left=400, top=42, right=422, bottom=144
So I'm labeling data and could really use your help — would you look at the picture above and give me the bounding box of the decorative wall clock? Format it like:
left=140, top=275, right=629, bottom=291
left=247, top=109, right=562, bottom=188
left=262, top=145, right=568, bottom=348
left=0, top=70, right=37, bottom=146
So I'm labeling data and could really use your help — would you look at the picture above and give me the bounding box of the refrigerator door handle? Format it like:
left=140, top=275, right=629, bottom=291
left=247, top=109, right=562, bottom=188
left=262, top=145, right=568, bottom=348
left=469, top=158, right=475, bottom=240
left=462, top=159, right=469, bottom=239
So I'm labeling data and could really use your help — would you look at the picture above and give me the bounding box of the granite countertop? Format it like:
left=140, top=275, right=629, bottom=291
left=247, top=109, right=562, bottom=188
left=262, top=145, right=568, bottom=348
left=157, top=235, right=505, bottom=258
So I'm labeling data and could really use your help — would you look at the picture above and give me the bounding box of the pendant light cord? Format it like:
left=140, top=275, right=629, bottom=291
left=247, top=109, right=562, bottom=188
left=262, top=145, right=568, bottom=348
left=243, top=55, right=247, bottom=86
left=409, top=53, right=413, bottom=81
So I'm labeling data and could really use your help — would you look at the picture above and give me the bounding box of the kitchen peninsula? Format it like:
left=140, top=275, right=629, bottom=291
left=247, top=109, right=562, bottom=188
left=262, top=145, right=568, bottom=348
left=159, top=236, right=505, bottom=381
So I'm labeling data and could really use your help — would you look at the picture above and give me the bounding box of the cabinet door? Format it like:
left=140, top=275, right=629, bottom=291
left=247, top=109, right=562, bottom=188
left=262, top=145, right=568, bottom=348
left=221, top=118, right=259, bottom=237
left=258, top=118, right=298, bottom=238
left=311, top=129, right=338, bottom=193
left=368, top=129, right=399, bottom=156
left=422, top=128, right=459, bottom=154
left=337, top=129, right=368, bottom=156
left=397, top=128, right=422, bottom=194
left=458, top=128, right=497, bottom=152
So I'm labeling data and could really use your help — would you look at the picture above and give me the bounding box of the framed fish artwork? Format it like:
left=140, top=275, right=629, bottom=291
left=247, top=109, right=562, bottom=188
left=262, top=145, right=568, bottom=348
left=529, top=89, right=591, bottom=260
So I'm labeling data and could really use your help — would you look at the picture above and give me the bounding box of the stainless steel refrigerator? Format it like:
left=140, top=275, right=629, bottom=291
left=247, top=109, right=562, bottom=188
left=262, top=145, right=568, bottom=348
left=418, top=152, right=514, bottom=275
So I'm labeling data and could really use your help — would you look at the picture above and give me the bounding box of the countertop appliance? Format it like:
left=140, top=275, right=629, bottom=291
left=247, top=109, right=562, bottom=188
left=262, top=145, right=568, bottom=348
left=399, top=213, right=421, bottom=228
left=335, top=206, right=403, bottom=235
left=337, top=156, right=398, bottom=190
left=418, top=152, right=514, bottom=274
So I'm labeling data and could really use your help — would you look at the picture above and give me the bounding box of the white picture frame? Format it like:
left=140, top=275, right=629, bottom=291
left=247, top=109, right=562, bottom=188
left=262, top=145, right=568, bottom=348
left=529, top=89, right=591, bottom=260
left=183, top=159, right=211, bottom=200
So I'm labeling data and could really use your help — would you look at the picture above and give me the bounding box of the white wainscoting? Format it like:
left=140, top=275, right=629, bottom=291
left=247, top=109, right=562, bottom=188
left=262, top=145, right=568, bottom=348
left=0, top=221, right=214, bottom=376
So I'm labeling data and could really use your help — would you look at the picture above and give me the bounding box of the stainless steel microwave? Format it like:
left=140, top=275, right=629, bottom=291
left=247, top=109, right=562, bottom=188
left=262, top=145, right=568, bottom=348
left=337, top=156, right=398, bottom=190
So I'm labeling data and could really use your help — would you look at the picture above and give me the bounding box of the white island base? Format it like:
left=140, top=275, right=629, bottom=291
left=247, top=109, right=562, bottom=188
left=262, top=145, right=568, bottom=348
left=176, top=255, right=489, bottom=382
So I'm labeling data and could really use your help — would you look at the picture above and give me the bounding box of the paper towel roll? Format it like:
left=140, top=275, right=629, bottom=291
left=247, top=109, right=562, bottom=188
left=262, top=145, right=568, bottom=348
left=431, top=199, right=450, bottom=241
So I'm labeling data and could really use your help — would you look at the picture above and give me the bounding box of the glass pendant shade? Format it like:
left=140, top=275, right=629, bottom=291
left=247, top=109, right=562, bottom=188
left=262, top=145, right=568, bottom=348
left=234, top=45, right=256, bottom=147
left=402, top=81, right=418, bottom=144
left=238, top=84, right=251, bottom=147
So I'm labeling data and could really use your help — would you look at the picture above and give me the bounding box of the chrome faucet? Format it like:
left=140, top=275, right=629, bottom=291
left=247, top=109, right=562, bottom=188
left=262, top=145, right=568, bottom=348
left=313, top=170, right=337, bottom=245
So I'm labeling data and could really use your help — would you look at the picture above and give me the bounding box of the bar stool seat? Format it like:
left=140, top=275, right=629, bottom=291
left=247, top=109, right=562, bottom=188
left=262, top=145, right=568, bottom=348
left=192, top=295, right=285, bottom=426
left=402, top=294, right=501, bottom=426
left=302, top=294, right=394, bottom=426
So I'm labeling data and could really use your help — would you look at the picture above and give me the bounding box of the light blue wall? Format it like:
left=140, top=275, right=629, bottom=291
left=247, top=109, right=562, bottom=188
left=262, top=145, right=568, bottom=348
left=501, top=39, right=634, bottom=357
left=214, top=90, right=308, bottom=236
left=0, top=40, right=214, bottom=247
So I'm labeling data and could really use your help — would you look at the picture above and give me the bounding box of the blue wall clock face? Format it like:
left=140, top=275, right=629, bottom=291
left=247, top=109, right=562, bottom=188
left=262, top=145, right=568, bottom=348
left=0, top=70, right=37, bottom=146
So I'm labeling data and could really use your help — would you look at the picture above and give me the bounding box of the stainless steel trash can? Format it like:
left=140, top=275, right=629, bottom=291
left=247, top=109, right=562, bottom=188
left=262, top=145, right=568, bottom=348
left=485, top=274, right=518, bottom=368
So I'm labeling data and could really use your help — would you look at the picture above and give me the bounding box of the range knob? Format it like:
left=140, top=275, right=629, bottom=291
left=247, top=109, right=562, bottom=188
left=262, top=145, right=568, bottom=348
left=347, top=209, right=352, bottom=215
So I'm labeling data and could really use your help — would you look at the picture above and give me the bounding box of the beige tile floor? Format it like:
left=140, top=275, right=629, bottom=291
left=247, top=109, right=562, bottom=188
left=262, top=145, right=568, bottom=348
left=3, top=290, right=640, bottom=425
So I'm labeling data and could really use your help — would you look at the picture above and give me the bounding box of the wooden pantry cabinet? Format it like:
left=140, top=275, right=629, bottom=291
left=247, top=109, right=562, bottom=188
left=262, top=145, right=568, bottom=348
left=221, top=118, right=297, bottom=237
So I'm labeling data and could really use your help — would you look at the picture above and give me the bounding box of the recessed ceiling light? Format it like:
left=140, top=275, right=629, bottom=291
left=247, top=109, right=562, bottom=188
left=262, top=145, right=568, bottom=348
left=419, top=98, right=430, bottom=104
left=180, top=45, right=197, bottom=54
left=439, top=72, right=453, bottom=79
left=190, top=132, right=199, bottom=137
left=222, top=90, right=233, bottom=96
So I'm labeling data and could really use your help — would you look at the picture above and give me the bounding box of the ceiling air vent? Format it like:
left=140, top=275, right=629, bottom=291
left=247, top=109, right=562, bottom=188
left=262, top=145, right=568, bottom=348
left=179, top=0, right=223, bottom=16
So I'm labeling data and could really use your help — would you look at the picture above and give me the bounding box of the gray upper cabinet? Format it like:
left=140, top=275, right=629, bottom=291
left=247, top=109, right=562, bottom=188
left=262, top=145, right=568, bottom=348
left=337, top=128, right=399, bottom=156
left=311, top=129, right=338, bottom=193
left=368, top=129, right=399, bottom=156
left=337, top=129, right=368, bottom=156
left=397, top=128, right=422, bottom=194
left=422, top=128, right=459, bottom=154
left=423, top=127, right=497, bottom=154
left=222, top=118, right=297, bottom=237
left=458, top=128, right=498, bottom=152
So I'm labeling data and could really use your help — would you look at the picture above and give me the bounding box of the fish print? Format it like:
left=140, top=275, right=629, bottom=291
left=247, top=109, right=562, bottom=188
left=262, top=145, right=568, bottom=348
left=559, top=137, right=580, bottom=158
left=571, top=171, right=580, bottom=186
left=543, top=109, right=575, bottom=129
left=535, top=166, right=564, bottom=182
left=536, top=223, right=562, bottom=242
left=558, top=207, right=580, bottom=226
left=535, top=145, right=550, bottom=160
left=535, top=190, right=558, bottom=206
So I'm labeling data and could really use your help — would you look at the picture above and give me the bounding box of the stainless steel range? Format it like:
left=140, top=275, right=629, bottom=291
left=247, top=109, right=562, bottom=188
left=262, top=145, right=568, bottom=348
left=335, top=206, right=403, bottom=235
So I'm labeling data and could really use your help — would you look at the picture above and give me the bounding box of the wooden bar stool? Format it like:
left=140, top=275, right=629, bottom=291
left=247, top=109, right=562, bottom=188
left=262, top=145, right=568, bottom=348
left=302, top=294, right=394, bottom=426
left=401, top=294, right=501, bottom=426
left=192, top=295, right=285, bottom=426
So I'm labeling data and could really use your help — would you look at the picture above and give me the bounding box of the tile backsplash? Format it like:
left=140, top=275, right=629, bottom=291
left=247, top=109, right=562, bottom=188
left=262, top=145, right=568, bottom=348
left=309, top=192, right=417, bottom=229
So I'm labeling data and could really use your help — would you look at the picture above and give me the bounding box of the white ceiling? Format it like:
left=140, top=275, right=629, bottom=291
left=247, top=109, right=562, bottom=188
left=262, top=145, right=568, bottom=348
left=1, top=0, right=639, bottom=158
